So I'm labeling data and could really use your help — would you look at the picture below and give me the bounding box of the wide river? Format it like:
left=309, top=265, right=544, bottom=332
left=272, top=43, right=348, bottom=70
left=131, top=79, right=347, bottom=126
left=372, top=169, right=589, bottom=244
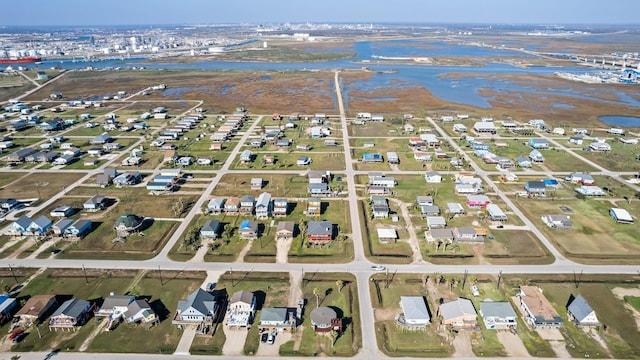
left=38, top=39, right=640, bottom=111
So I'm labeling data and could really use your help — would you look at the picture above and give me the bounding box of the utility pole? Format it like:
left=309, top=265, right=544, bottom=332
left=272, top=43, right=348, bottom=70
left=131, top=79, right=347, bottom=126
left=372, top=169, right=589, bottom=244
left=8, top=264, right=17, bottom=284
left=230, top=267, right=233, bottom=287
left=82, top=264, right=88, bottom=285
left=158, top=265, right=163, bottom=286
left=462, top=269, right=468, bottom=289
left=497, top=270, right=502, bottom=289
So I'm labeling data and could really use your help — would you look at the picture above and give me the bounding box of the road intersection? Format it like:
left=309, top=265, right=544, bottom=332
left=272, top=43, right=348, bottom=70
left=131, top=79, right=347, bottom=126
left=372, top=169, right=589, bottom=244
left=3, top=70, right=640, bottom=358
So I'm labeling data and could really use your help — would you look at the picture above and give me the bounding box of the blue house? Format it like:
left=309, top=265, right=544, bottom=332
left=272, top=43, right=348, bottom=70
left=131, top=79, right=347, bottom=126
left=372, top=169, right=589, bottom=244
left=0, top=294, right=17, bottom=323
left=516, top=155, right=532, bottom=168
left=29, top=216, right=52, bottom=236
left=524, top=181, right=547, bottom=196
left=238, top=220, right=258, bottom=239
left=146, top=182, right=172, bottom=191
left=7, top=215, right=33, bottom=235
left=240, top=150, right=253, bottom=163
left=472, top=142, right=490, bottom=151
left=529, top=138, right=549, bottom=149
left=52, top=219, right=74, bottom=235
left=66, top=219, right=92, bottom=237
left=200, top=219, right=221, bottom=239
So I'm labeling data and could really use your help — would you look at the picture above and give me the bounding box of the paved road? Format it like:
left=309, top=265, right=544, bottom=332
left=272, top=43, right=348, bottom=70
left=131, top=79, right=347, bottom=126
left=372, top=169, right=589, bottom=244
left=6, top=351, right=574, bottom=360
left=157, top=116, right=263, bottom=259
left=426, top=117, right=570, bottom=264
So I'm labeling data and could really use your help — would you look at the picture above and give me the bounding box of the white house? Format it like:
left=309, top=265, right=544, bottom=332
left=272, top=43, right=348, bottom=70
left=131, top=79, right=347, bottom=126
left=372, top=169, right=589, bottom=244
left=398, top=296, right=430, bottom=329
left=567, top=295, right=600, bottom=326
left=610, top=208, right=633, bottom=224
left=424, top=171, right=442, bottom=183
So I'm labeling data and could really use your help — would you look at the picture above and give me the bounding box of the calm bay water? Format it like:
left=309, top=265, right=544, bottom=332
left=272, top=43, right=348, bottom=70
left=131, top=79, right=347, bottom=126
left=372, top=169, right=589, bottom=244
left=36, top=39, right=640, bottom=116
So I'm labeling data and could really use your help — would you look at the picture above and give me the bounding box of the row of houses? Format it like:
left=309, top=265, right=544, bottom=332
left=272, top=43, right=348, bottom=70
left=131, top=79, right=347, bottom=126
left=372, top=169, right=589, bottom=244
left=6, top=214, right=93, bottom=238
left=210, top=112, right=247, bottom=142
left=199, top=218, right=335, bottom=245
left=5, top=293, right=157, bottom=331
left=396, top=285, right=599, bottom=332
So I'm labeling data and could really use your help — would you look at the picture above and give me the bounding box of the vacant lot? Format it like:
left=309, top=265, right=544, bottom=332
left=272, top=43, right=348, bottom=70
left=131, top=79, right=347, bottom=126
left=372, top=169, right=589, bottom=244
left=0, top=172, right=85, bottom=199
left=26, top=70, right=340, bottom=114
left=511, top=196, right=640, bottom=264
left=483, top=230, right=554, bottom=265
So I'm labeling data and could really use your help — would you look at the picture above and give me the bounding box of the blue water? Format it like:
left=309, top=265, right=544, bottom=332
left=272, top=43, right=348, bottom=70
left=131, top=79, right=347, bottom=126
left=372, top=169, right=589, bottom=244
left=552, top=103, right=576, bottom=109
left=35, top=39, right=640, bottom=110
left=598, top=116, right=640, bottom=127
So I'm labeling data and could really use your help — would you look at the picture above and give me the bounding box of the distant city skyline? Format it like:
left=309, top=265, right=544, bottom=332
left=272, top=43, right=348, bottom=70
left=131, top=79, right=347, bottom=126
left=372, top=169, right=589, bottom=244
left=4, top=0, right=640, bottom=26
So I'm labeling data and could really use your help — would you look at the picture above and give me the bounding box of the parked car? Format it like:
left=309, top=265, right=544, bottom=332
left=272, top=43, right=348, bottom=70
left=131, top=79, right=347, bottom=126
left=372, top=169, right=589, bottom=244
left=8, top=329, right=23, bottom=341
left=12, top=331, right=26, bottom=343
left=261, top=333, right=269, bottom=343
left=267, top=333, right=275, bottom=345
left=471, top=285, right=480, bottom=297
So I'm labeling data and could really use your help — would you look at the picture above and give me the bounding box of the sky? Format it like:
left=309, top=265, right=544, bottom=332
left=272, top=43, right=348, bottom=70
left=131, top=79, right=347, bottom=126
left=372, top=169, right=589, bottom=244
left=4, top=0, right=640, bottom=26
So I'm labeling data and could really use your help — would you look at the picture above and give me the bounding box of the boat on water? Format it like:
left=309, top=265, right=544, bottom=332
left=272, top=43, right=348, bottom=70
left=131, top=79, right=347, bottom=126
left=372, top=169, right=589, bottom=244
left=0, top=56, right=42, bottom=64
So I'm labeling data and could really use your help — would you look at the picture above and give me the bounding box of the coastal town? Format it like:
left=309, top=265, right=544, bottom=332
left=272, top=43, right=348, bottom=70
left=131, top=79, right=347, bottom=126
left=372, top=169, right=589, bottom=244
left=1, top=20, right=640, bottom=360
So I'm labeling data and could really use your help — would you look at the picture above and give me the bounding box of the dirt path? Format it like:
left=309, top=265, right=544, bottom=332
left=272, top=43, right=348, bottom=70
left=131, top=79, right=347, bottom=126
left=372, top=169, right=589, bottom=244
left=471, top=244, right=487, bottom=265
left=585, top=327, right=611, bottom=357
left=235, top=240, right=253, bottom=263
left=549, top=340, right=571, bottom=358
left=6, top=237, right=36, bottom=259
left=0, top=236, right=23, bottom=254
left=387, top=198, right=424, bottom=264
left=221, top=326, right=249, bottom=356
left=612, top=287, right=640, bottom=330
left=189, top=238, right=212, bottom=263
left=288, top=271, right=304, bottom=351
left=452, top=331, right=475, bottom=357
left=276, top=238, right=291, bottom=264
left=497, top=331, right=529, bottom=357
left=27, top=237, right=57, bottom=259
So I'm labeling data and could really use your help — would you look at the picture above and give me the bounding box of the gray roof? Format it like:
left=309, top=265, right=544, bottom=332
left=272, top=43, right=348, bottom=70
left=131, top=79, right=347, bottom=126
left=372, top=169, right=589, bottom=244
left=207, top=198, right=225, bottom=209
left=567, top=295, right=594, bottom=322
left=71, top=219, right=91, bottom=230
left=124, top=299, right=152, bottom=319
left=400, top=296, right=430, bottom=322
left=53, top=218, right=74, bottom=231
left=426, top=216, right=446, bottom=226
left=240, top=195, right=255, bottom=204
left=310, top=306, right=337, bottom=325
left=479, top=301, right=516, bottom=319
left=52, top=298, right=90, bottom=318
left=429, top=228, right=453, bottom=239
left=421, top=205, right=440, bottom=214
left=526, top=181, right=546, bottom=189
left=486, top=204, right=506, bottom=217
left=32, top=215, right=51, bottom=229
left=260, top=307, right=288, bottom=323
left=276, top=221, right=295, bottom=233
left=308, top=221, right=333, bottom=236
left=14, top=215, right=32, bottom=229
left=439, top=298, right=477, bottom=320
left=201, top=219, right=221, bottom=233
left=309, top=183, right=329, bottom=191
left=256, top=192, right=271, bottom=207
left=230, top=290, right=254, bottom=305
left=177, top=288, right=217, bottom=317
left=101, top=295, right=134, bottom=310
